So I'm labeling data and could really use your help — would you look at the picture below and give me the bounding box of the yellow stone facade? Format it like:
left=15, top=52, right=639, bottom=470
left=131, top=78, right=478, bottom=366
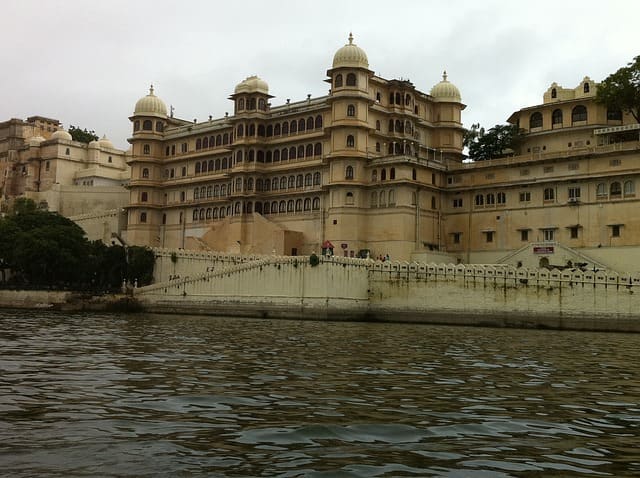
left=124, top=35, right=639, bottom=272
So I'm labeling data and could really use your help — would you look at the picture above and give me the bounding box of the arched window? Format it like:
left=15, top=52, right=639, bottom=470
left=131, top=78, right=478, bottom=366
left=395, top=120, right=403, bottom=133
left=287, top=200, right=294, bottom=212
left=206, top=208, right=212, bottom=219
left=596, top=183, right=606, bottom=197
left=375, top=142, right=380, bottom=152
left=288, top=176, right=295, bottom=188
left=208, top=160, right=214, bottom=171
left=193, top=187, right=199, bottom=199
left=142, top=120, right=152, bottom=131
left=335, top=74, right=343, bottom=87
left=395, top=92, right=401, bottom=105
left=282, top=121, right=289, bottom=135
left=247, top=178, right=254, bottom=191
left=143, top=144, right=150, bottom=155
left=314, top=143, right=322, bottom=156
left=295, top=199, right=303, bottom=212
left=376, top=120, right=380, bottom=131
left=306, top=144, right=313, bottom=157
left=572, top=105, right=587, bottom=123
left=298, top=119, right=305, bottom=132
left=289, top=146, right=297, bottom=160
left=552, top=109, right=563, bottom=126
left=379, top=191, right=386, bottom=206
left=202, top=137, right=208, bottom=149
left=431, top=196, right=436, bottom=209
left=346, top=135, right=355, bottom=147
left=248, top=150, right=255, bottom=162
left=290, top=120, right=297, bottom=134
left=412, top=168, right=416, bottom=180
left=544, top=188, right=555, bottom=201
left=274, top=123, right=281, bottom=136
left=624, top=180, right=635, bottom=196
left=213, top=208, right=219, bottom=219
left=200, top=186, right=206, bottom=198
left=248, top=124, right=256, bottom=137
left=313, top=172, right=321, bottom=185
left=312, top=197, right=320, bottom=210
left=307, top=117, right=314, bottom=130
left=207, top=186, right=212, bottom=197
left=221, top=184, right=227, bottom=196
left=269, top=177, right=277, bottom=190
left=405, top=94, right=411, bottom=105
left=192, top=210, right=198, bottom=221
left=388, top=190, right=395, bottom=205
left=280, top=177, right=287, bottom=189
left=249, top=98, right=256, bottom=110
left=347, top=104, right=356, bottom=117
left=258, top=98, right=266, bottom=111
left=220, top=207, right=226, bottom=218
left=257, top=125, right=265, bottom=136
left=346, top=73, right=356, bottom=86
left=389, top=92, right=395, bottom=104
left=497, top=192, right=506, bottom=204
left=530, top=112, right=543, bottom=129
left=234, top=202, right=241, bottom=215
left=214, top=185, right=220, bottom=197
left=390, top=168, right=395, bottom=180
left=201, top=161, right=208, bottom=173
left=222, top=157, right=228, bottom=169
left=141, top=192, right=148, bottom=202
left=584, top=82, right=590, bottom=93
left=155, top=121, right=164, bottom=132
left=216, top=135, right=221, bottom=146
left=475, top=194, right=484, bottom=206
left=297, top=145, right=304, bottom=158
left=142, top=168, right=149, bottom=178
left=486, top=193, right=495, bottom=205
left=222, top=133, right=229, bottom=144
left=305, top=173, right=312, bottom=186
left=296, top=174, right=303, bottom=187
left=381, top=169, right=387, bottom=181
left=345, top=165, right=354, bottom=180
left=236, top=150, right=243, bottom=163
left=315, top=115, right=323, bottom=129
left=610, top=181, right=622, bottom=196
left=238, top=98, right=245, bottom=110
left=551, top=88, right=557, bottom=99
left=303, top=198, right=311, bottom=211
left=134, top=120, right=140, bottom=131
left=372, top=170, right=377, bottom=181
left=279, top=201, right=286, bottom=213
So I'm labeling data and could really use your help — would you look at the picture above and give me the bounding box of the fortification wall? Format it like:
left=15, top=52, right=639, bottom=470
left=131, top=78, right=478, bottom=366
left=70, top=209, right=123, bottom=243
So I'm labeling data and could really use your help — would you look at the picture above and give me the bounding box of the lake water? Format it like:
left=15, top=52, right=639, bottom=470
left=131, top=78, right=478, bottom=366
left=1, top=310, right=639, bottom=477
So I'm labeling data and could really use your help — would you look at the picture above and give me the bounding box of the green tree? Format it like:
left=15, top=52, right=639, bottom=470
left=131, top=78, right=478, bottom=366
left=596, top=55, right=640, bottom=123
left=465, top=123, right=522, bottom=161
left=69, top=125, right=99, bottom=143
left=126, top=246, right=155, bottom=286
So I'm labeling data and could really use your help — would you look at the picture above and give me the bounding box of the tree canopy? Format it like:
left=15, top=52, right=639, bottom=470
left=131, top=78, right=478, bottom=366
left=69, top=125, right=99, bottom=143
left=0, top=199, right=155, bottom=291
left=464, top=123, right=522, bottom=161
left=596, top=55, right=640, bottom=123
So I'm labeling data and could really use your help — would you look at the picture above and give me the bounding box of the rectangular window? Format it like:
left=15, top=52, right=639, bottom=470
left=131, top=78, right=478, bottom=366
left=453, top=198, right=463, bottom=208
left=519, top=191, right=531, bottom=202
left=452, top=233, right=461, bottom=244
left=610, top=159, right=621, bottom=167
left=611, top=225, right=621, bottom=237
left=543, top=166, right=554, bottom=173
left=568, top=187, right=581, bottom=200
left=485, top=231, right=494, bottom=243
left=570, top=226, right=579, bottom=239
left=542, top=229, right=555, bottom=241
left=520, top=230, right=529, bottom=241
left=520, top=169, right=530, bottom=176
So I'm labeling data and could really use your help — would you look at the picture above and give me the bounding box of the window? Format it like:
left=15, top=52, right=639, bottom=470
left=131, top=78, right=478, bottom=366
left=611, top=225, right=621, bottom=237
left=390, top=168, right=395, bottom=180
left=551, top=88, right=557, bottom=98
left=569, top=226, right=579, bottom=239
left=431, top=197, right=436, bottom=209
left=142, top=120, right=152, bottom=131
left=313, top=172, right=321, bottom=185
left=305, top=174, right=312, bottom=187
left=452, top=233, right=461, bottom=244
left=347, top=104, right=356, bottom=117
left=346, top=192, right=354, bottom=205
left=571, top=105, right=587, bottom=123
left=520, top=230, right=529, bottom=241
left=45, top=161, right=50, bottom=171
left=519, top=191, right=531, bottom=202
left=486, top=193, right=495, bottom=205
left=370, top=191, right=377, bottom=207
left=453, top=198, right=463, bottom=208
left=312, top=197, right=320, bottom=210
left=530, top=112, right=543, bottom=129
left=607, top=109, right=623, bottom=121
left=334, top=74, right=343, bottom=88
left=610, top=182, right=622, bottom=197
left=134, top=120, right=140, bottom=131
left=288, top=176, right=295, bottom=188
left=143, top=144, right=150, bottom=155
left=552, top=109, right=563, bottom=126
left=381, top=169, right=387, bottom=181
left=542, top=229, right=555, bottom=241
left=141, top=192, right=148, bottom=202
left=388, top=190, right=395, bottom=205
left=346, top=135, right=355, bottom=147
left=346, top=73, right=356, bottom=86
left=485, top=231, right=494, bottom=243
left=376, top=142, right=380, bottom=152
left=624, top=180, right=635, bottom=196
left=543, top=188, right=555, bottom=201
left=296, top=174, right=303, bottom=188
left=475, top=194, right=484, bottom=206
left=584, top=82, right=590, bottom=93
left=568, top=187, right=581, bottom=200
left=596, top=183, right=607, bottom=197
left=497, top=192, right=506, bottom=205
left=140, top=212, right=147, bottom=223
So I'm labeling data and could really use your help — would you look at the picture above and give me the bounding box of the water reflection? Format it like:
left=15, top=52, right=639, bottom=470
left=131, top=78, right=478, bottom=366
left=1, top=310, right=639, bottom=477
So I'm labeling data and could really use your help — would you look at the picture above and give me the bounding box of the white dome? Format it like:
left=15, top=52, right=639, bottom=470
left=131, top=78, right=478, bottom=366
left=430, top=71, right=462, bottom=103
left=51, top=129, right=72, bottom=141
left=332, top=33, right=369, bottom=69
left=98, top=135, right=114, bottom=149
left=234, top=75, right=269, bottom=95
left=134, top=85, right=167, bottom=116
left=28, top=136, right=45, bottom=146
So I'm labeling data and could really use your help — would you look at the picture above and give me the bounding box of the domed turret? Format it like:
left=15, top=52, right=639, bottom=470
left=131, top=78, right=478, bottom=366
left=28, top=136, right=45, bottom=146
left=51, top=128, right=72, bottom=141
left=430, top=71, right=462, bottom=103
left=234, top=75, right=269, bottom=95
left=134, top=85, right=167, bottom=117
left=98, top=135, right=114, bottom=149
left=332, top=33, right=368, bottom=69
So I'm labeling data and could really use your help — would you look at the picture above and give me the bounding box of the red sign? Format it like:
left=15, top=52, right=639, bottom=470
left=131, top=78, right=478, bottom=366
left=533, top=246, right=554, bottom=254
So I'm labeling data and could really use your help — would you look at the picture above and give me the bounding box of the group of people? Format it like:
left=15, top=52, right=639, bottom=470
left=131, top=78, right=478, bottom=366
left=377, top=254, right=391, bottom=262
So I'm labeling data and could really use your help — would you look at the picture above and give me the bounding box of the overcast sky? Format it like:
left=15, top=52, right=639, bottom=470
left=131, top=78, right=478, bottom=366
left=2, top=0, right=638, bottom=150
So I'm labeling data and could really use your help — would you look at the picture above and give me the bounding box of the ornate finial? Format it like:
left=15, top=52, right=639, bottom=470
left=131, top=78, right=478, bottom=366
left=442, top=71, right=448, bottom=81
left=149, top=84, right=154, bottom=95
left=348, top=32, right=354, bottom=45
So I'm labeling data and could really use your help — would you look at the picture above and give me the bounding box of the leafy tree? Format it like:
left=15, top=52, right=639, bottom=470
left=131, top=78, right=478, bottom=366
left=69, top=125, right=99, bottom=143
left=465, top=123, right=522, bottom=161
left=126, top=246, right=155, bottom=286
left=596, top=55, right=640, bottom=123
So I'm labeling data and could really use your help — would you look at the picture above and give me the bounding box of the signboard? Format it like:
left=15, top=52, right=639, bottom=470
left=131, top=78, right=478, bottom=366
left=341, top=243, right=348, bottom=249
left=533, top=246, right=554, bottom=254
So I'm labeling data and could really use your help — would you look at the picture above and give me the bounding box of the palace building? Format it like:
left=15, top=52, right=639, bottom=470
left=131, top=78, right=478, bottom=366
left=9, top=33, right=625, bottom=273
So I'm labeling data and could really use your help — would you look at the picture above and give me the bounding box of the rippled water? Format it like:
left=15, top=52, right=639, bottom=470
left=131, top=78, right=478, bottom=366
left=1, top=310, right=639, bottom=477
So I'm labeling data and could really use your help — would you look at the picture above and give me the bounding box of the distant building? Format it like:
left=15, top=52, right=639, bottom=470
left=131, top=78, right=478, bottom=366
left=0, top=116, right=130, bottom=242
